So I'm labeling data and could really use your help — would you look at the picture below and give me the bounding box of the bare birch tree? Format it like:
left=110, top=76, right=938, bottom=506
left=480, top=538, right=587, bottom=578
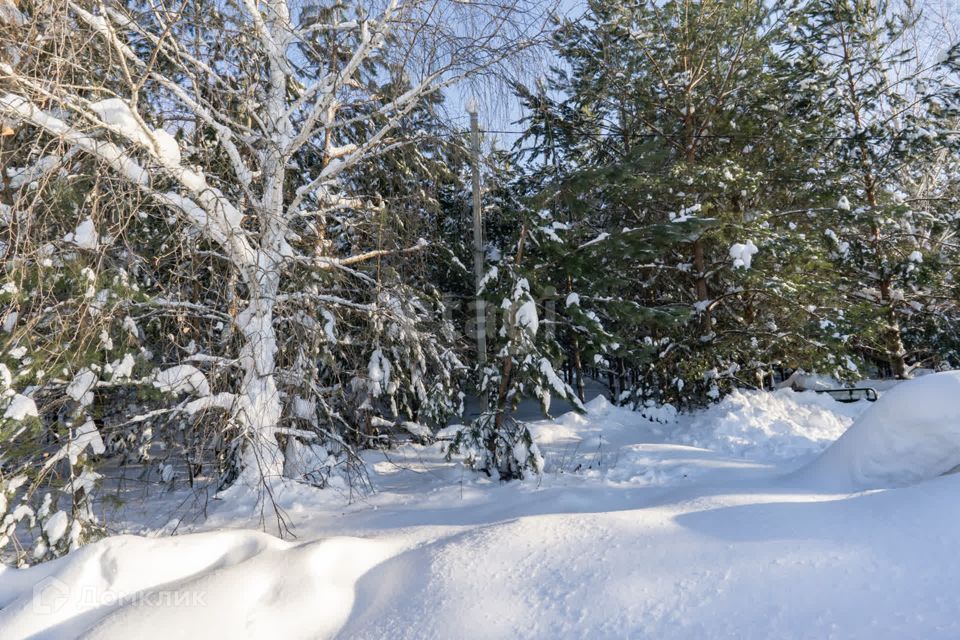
left=0, top=0, right=544, bottom=490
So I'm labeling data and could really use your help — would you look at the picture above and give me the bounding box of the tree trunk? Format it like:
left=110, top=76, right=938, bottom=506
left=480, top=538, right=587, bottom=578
left=566, top=275, right=585, bottom=402
left=878, top=276, right=908, bottom=379
left=693, top=237, right=711, bottom=335
left=235, top=277, right=284, bottom=482
left=684, top=89, right=711, bottom=338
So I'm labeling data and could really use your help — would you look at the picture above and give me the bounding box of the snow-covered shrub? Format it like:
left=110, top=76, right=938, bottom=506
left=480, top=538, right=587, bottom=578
left=1, top=452, right=105, bottom=567
left=0, top=478, right=101, bottom=566
left=446, top=414, right=543, bottom=480
left=339, top=288, right=467, bottom=444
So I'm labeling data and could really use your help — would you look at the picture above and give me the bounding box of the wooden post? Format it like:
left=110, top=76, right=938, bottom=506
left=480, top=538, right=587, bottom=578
left=467, top=98, right=486, bottom=365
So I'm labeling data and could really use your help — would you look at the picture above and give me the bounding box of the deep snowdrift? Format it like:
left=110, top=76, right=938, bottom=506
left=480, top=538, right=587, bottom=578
left=678, top=388, right=868, bottom=462
left=9, top=384, right=960, bottom=638
left=0, top=530, right=401, bottom=639
left=799, top=371, right=960, bottom=490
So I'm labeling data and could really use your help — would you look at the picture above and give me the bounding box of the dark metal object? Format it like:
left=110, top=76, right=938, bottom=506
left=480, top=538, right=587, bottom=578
left=814, top=387, right=879, bottom=403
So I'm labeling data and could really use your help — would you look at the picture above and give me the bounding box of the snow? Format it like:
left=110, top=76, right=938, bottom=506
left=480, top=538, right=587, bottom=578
left=578, top=231, right=609, bottom=248
left=37, top=420, right=106, bottom=474
left=3, top=393, right=37, bottom=420
left=320, top=308, right=337, bottom=344
left=0, top=531, right=401, bottom=639
left=367, top=348, right=392, bottom=398
left=70, top=420, right=106, bottom=461
left=799, top=372, right=960, bottom=490
left=109, top=353, right=135, bottom=380
left=65, top=368, right=98, bottom=406
left=152, top=128, right=181, bottom=165
left=0, top=1, right=24, bottom=26
left=62, top=217, right=98, bottom=250
left=10, top=381, right=960, bottom=638
left=91, top=99, right=144, bottom=138
left=825, top=228, right=850, bottom=256
left=400, top=421, right=432, bottom=439
left=6, top=155, right=62, bottom=189
left=670, top=202, right=702, bottom=222
left=728, top=239, right=759, bottom=269
left=152, top=364, right=211, bottom=397
left=514, top=298, right=539, bottom=336
left=513, top=279, right=539, bottom=336
left=776, top=369, right=840, bottom=391
left=292, top=395, right=315, bottom=419
left=678, top=388, right=868, bottom=462
left=42, top=511, right=69, bottom=546
left=66, top=469, right=102, bottom=497
left=90, top=99, right=182, bottom=167
left=122, top=315, right=139, bottom=336
left=538, top=358, right=568, bottom=399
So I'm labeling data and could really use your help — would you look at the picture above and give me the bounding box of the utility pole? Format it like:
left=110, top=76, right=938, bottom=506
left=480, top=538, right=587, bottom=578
left=466, top=98, right=486, bottom=365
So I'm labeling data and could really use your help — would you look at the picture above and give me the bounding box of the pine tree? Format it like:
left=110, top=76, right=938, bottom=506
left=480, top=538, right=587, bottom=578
left=783, top=0, right=960, bottom=378
left=515, top=0, right=841, bottom=404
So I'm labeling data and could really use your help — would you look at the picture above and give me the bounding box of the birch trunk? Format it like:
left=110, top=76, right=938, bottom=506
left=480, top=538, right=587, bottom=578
left=235, top=274, right=283, bottom=480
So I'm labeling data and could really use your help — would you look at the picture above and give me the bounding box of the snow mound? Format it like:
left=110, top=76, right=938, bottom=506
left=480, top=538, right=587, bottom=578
left=679, top=389, right=869, bottom=462
left=0, top=530, right=401, bottom=639
left=582, top=393, right=613, bottom=414
left=799, top=371, right=960, bottom=490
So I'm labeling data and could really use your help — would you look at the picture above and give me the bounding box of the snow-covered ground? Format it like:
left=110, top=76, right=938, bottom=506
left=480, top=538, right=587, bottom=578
left=4, top=376, right=960, bottom=639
